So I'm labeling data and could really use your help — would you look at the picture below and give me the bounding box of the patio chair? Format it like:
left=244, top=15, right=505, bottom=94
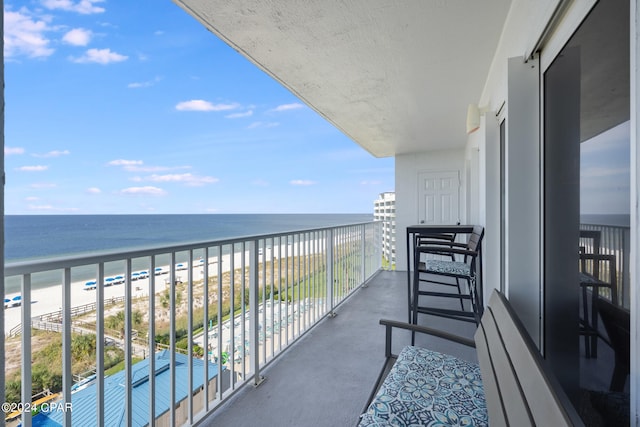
left=595, top=297, right=629, bottom=392
left=579, top=252, right=617, bottom=358
left=411, top=225, right=484, bottom=325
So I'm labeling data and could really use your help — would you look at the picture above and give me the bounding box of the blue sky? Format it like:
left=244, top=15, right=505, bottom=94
left=580, top=120, right=630, bottom=215
left=3, top=0, right=394, bottom=215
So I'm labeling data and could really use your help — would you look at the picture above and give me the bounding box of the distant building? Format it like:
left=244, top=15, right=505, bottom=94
left=374, top=192, right=396, bottom=266
left=32, top=350, right=228, bottom=427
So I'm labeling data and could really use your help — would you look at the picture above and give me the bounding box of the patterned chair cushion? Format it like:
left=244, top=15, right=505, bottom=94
left=422, top=260, right=471, bottom=277
left=359, top=346, right=487, bottom=427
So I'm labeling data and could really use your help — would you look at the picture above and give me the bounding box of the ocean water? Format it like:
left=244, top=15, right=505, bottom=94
left=3, top=214, right=372, bottom=294
left=5, top=214, right=372, bottom=261
left=580, top=213, right=630, bottom=228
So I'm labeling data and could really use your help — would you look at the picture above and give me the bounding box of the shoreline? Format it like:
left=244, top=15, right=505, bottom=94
left=4, top=254, right=233, bottom=336
left=3, top=240, right=320, bottom=335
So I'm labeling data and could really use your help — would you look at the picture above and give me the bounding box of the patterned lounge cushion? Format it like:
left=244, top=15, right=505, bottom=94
left=422, top=260, right=471, bottom=277
left=359, top=346, right=487, bottom=427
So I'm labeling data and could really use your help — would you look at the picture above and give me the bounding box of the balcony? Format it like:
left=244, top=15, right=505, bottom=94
left=3, top=219, right=627, bottom=426
left=197, top=269, right=478, bottom=426
left=3, top=221, right=391, bottom=426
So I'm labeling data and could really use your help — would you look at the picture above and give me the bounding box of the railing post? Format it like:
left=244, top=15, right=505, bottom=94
left=20, top=274, right=32, bottom=427
left=124, top=258, right=132, bottom=427
left=169, top=252, right=176, bottom=427
left=187, top=249, right=194, bottom=425
left=229, top=244, right=236, bottom=390
left=62, top=268, right=72, bottom=427
left=216, top=248, right=223, bottom=401
left=96, top=263, right=105, bottom=427
left=249, top=240, right=265, bottom=386
left=327, top=229, right=336, bottom=317
left=622, top=228, right=631, bottom=308
left=202, top=247, right=209, bottom=412
left=148, top=257, right=156, bottom=426
left=1, top=9, right=5, bottom=424
left=361, top=225, right=367, bottom=287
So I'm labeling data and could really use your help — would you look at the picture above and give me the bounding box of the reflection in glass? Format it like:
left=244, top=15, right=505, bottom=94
left=544, top=0, right=630, bottom=424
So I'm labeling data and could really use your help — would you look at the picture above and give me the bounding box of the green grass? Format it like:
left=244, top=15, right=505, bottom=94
left=104, top=357, right=144, bottom=376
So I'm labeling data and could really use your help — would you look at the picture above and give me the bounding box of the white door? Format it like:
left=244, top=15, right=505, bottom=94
left=418, top=171, right=460, bottom=225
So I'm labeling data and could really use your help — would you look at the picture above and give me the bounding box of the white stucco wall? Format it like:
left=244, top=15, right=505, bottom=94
left=466, top=0, right=632, bottom=407
left=394, top=148, right=466, bottom=272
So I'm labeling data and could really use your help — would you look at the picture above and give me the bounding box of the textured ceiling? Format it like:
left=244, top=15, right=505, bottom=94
left=175, top=0, right=511, bottom=157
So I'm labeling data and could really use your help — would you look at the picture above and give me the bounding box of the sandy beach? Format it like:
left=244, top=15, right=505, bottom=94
left=4, top=251, right=243, bottom=335
left=4, top=239, right=324, bottom=335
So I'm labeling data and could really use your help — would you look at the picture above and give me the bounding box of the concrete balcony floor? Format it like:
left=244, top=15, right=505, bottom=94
left=197, top=270, right=626, bottom=426
left=198, top=270, right=478, bottom=427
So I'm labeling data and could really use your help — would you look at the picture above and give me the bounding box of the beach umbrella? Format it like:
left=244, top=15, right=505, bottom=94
left=139, top=271, right=149, bottom=278
left=4, top=298, right=11, bottom=307
left=154, top=267, right=163, bottom=275
left=11, top=295, right=22, bottom=306
left=105, top=277, right=115, bottom=286
left=131, top=272, right=140, bottom=280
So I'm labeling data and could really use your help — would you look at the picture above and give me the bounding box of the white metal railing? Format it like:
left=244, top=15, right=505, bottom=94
left=2, top=221, right=382, bottom=426
left=579, top=222, right=631, bottom=308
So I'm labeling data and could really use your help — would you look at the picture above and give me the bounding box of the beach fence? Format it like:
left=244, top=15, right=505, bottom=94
left=30, top=319, right=88, bottom=336
left=8, top=296, right=127, bottom=337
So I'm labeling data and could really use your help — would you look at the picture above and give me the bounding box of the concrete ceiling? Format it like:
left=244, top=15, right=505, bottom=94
left=174, top=0, right=512, bottom=158
left=568, top=0, right=630, bottom=142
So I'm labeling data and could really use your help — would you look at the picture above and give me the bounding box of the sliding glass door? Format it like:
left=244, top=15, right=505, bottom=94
left=543, top=0, right=630, bottom=423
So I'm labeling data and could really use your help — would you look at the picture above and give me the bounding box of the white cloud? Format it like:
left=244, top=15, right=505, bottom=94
left=360, top=180, right=383, bottom=185
left=4, top=9, right=54, bottom=59
left=124, top=164, right=191, bottom=173
left=110, top=159, right=182, bottom=173
left=247, top=121, right=279, bottom=129
left=42, top=0, right=106, bottom=14
left=71, top=48, right=128, bottom=64
left=28, top=204, right=54, bottom=211
left=17, top=165, right=48, bottom=172
left=33, top=150, right=70, bottom=158
left=128, top=76, right=162, bottom=89
left=5, top=147, right=25, bottom=155
left=251, top=179, right=269, bottom=187
left=147, top=173, right=219, bottom=187
left=30, top=182, right=57, bottom=189
left=25, top=196, right=40, bottom=201
left=62, top=28, right=92, bottom=46
left=175, top=100, right=240, bottom=112
left=290, top=179, right=316, bottom=186
left=120, top=186, right=167, bottom=196
left=581, top=166, right=630, bottom=179
left=86, top=187, right=101, bottom=194
left=108, top=159, right=143, bottom=167
left=27, top=204, right=79, bottom=212
left=225, top=110, right=253, bottom=119
left=109, top=159, right=183, bottom=173
left=271, top=103, right=304, bottom=112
